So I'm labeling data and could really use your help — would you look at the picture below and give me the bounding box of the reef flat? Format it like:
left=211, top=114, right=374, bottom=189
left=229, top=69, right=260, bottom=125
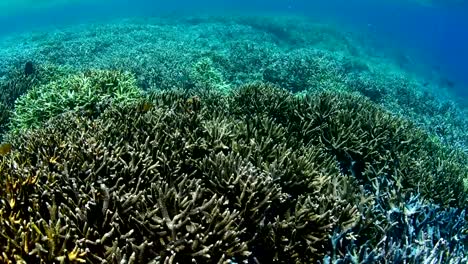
left=0, top=15, right=467, bottom=263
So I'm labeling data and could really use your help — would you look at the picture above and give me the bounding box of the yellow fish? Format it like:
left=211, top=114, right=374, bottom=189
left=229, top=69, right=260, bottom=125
left=0, top=143, right=12, bottom=156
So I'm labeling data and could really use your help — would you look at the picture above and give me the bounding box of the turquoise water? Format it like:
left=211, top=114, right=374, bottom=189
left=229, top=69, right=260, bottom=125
left=1, top=0, right=468, bottom=98
left=0, top=1, right=467, bottom=263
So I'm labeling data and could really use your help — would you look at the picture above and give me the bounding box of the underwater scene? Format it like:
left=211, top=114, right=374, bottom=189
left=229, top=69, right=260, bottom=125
left=0, top=0, right=467, bottom=263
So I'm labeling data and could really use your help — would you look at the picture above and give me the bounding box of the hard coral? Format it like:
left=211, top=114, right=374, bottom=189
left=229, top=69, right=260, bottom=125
left=189, top=57, right=229, bottom=92
left=0, top=82, right=467, bottom=263
left=0, top=63, right=70, bottom=141
left=326, top=173, right=468, bottom=263
left=9, top=69, right=142, bottom=135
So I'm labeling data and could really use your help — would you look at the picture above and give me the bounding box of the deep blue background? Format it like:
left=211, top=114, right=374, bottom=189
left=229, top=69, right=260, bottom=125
left=0, top=0, right=467, bottom=98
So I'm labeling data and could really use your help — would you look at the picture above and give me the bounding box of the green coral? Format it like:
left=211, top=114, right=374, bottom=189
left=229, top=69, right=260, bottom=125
left=0, top=63, right=72, bottom=141
left=9, top=69, right=142, bottom=134
left=189, top=57, right=229, bottom=92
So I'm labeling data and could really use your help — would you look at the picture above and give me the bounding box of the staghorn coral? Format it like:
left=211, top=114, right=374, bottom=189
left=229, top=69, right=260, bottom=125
left=0, top=82, right=467, bottom=263
left=0, top=15, right=467, bottom=152
left=0, top=63, right=71, bottom=109
left=0, top=102, right=9, bottom=140
left=1, top=103, right=251, bottom=263
left=325, top=172, right=468, bottom=264
left=254, top=174, right=364, bottom=263
left=8, top=69, right=142, bottom=135
left=189, top=57, right=230, bottom=92
left=290, top=91, right=467, bottom=208
left=0, top=63, right=72, bottom=141
left=262, top=49, right=349, bottom=93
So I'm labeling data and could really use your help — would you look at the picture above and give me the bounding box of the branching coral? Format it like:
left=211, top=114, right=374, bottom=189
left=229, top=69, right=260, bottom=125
left=325, top=172, right=468, bottom=263
left=0, top=82, right=467, bottom=263
left=1, top=15, right=466, bottom=152
left=9, top=69, right=142, bottom=135
left=0, top=63, right=72, bottom=141
left=190, top=57, right=229, bottom=92
left=290, top=91, right=467, bottom=208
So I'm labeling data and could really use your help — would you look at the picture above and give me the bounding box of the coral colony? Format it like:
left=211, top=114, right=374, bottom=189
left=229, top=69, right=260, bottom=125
left=0, top=15, right=467, bottom=263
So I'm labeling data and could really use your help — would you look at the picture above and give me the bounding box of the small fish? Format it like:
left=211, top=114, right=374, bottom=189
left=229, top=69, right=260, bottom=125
left=24, top=61, right=34, bottom=76
left=186, top=96, right=201, bottom=113
left=139, top=101, right=154, bottom=112
left=0, top=143, right=12, bottom=156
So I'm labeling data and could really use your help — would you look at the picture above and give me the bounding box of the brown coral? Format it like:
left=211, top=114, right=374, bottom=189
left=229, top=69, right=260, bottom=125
left=0, top=82, right=466, bottom=263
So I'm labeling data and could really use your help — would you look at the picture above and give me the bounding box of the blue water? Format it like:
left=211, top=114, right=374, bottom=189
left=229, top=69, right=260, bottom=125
left=1, top=0, right=467, bottom=99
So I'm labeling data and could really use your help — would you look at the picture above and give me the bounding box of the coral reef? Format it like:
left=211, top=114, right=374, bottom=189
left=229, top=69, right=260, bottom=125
left=8, top=69, right=142, bottom=135
left=0, top=102, right=9, bottom=139
left=0, top=15, right=466, bottom=151
left=189, top=57, right=229, bottom=91
left=325, top=173, right=468, bottom=263
left=1, top=83, right=466, bottom=263
left=0, top=63, right=72, bottom=141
